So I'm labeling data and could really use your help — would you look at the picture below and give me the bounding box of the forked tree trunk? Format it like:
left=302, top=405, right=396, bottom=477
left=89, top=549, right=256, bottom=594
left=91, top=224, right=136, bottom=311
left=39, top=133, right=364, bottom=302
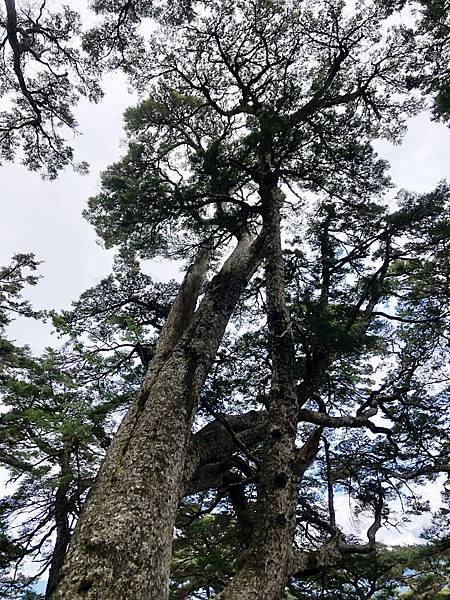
left=52, top=231, right=264, bottom=600
left=217, top=179, right=306, bottom=599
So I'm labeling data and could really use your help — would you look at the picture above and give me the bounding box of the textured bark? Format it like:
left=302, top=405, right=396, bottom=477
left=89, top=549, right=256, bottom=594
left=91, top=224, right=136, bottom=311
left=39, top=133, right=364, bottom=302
left=217, top=180, right=303, bottom=599
left=152, top=243, right=211, bottom=368
left=52, top=232, right=264, bottom=600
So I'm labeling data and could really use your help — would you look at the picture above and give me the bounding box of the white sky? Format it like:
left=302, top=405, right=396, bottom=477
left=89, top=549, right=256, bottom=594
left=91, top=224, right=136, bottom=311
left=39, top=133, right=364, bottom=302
left=1, top=72, right=182, bottom=352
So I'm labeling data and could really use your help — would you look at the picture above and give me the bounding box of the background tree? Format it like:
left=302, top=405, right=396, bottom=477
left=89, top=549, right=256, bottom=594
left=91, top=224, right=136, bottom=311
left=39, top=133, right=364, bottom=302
left=0, top=253, right=41, bottom=597
left=0, top=0, right=102, bottom=176
left=289, top=541, right=450, bottom=598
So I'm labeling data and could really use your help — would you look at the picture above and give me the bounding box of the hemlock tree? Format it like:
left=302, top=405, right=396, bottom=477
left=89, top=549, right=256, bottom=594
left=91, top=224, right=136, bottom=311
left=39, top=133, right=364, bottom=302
left=1, top=206, right=450, bottom=598
left=0, top=1, right=449, bottom=599
left=0, top=253, right=43, bottom=597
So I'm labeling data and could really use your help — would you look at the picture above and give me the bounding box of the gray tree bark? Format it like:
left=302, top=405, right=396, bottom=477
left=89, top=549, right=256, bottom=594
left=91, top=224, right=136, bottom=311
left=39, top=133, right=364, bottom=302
left=52, top=231, right=265, bottom=600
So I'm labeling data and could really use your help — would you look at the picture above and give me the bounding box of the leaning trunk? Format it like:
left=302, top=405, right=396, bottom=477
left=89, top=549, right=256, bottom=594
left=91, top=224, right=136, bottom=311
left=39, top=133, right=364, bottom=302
left=52, top=232, right=264, bottom=600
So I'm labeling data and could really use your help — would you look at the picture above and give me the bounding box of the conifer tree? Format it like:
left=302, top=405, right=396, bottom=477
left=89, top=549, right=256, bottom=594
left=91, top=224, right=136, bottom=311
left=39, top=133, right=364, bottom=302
left=0, top=1, right=449, bottom=599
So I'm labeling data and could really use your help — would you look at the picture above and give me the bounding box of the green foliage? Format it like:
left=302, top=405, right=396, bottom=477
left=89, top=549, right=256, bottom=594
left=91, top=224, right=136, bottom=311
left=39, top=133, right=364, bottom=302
left=0, top=254, right=40, bottom=329
left=0, top=3, right=101, bottom=177
left=171, top=506, right=244, bottom=597
left=289, top=542, right=450, bottom=599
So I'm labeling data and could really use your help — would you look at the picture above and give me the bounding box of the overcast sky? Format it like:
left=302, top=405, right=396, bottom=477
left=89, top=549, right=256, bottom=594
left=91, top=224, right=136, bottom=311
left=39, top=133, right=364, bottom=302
left=1, top=72, right=183, bottom=352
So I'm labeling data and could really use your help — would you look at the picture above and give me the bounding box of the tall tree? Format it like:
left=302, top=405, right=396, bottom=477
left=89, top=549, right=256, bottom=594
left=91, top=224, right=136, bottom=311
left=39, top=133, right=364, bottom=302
left=53, top=1, right=449, bottom=598
left=0, top=1, right=449, bottom=599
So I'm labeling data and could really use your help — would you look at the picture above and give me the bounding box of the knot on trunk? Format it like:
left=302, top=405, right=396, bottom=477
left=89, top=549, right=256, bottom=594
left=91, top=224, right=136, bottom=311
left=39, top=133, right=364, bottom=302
left=274, top=471, right=289, bottom=488
left=271, top=428, right=282, bottom=440
left=276, top=513, right=287, bottom=526
left=78, top=577, right=94, bottom=593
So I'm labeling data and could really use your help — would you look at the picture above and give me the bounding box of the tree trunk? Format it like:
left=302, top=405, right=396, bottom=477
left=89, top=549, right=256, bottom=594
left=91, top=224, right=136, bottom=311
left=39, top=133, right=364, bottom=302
left=217, top=180, right=302, bottom=599
left=45, top=438, right=74, bottom=600
left=52, top=231, right=265, bottom=600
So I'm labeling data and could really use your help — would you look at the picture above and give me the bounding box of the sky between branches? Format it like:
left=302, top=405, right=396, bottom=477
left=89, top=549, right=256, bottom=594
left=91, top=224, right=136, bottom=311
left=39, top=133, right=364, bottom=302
left=2, top=104, right=448, bottom=353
